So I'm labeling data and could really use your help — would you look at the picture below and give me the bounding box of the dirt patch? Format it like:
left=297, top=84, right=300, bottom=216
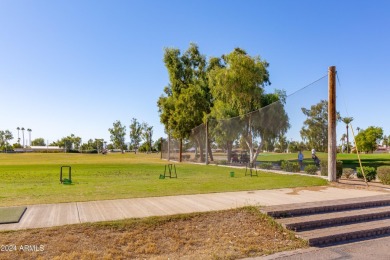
left=330, top=179, right=390, bottom=193
left=286, top=186, right=329, bottom=195
left=0, top=207, right=307, bottom=260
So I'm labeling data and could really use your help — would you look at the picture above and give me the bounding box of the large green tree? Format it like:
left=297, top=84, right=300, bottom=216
left=0, top=130, right=13, bottom=151
left=129, top=118, right=143, bottom=153
left=209, top=48, right=288, bottom=163
left=355, top=126, right=383, bottom=153
left=31, top=138, right=46, bottom=146
left=141, top=122, right=153, bottom=153
left=157, top=43, right=212, bottom=161
left=51, top=134, right=82, bottom=151
left=300, top=100, right=331, bottom=152
left=108, top=120, right=126, bottom=152
left=80, top=138, right=103, bottom=152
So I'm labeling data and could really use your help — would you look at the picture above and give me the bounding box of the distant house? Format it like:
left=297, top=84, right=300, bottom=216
left=376, top=145, right=390, bottom=153
left=186, top=147, right=196, bottom=152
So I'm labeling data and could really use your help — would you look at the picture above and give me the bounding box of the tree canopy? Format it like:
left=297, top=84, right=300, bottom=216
left=129, top=118, right=143, bottom=153
left=0, top=130, right=13, bottom=151
left=157, top=43, right=211, bottom=140
left=31, top=138, right=46, bottom=146
left=300, top=100, right=329, bottom=152
left=209, top=48, right=270, bottom=115
left=51, top=134, right=82, bottom=151
left=141, top=122, right=153, bottom=153
left=158, top=45, right=291, bottom=163
left=355, top=126, right=383, bottom=153
left=208, top=48, right=288, bottom=163
left=108, top=120, right=126, bottom=152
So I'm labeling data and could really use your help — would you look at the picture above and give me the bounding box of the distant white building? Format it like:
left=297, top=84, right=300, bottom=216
left=14, top=146, right=64, bottom=152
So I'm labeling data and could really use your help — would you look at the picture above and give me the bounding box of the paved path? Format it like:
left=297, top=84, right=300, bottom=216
left=0, top=186, right=387, bottom=231
left=251, top=235, right=390, bottom=260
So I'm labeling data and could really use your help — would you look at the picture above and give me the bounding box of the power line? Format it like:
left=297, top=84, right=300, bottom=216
left=287, top=74, right=327, bottom=98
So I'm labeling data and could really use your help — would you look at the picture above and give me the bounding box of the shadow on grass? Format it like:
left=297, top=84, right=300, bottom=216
left=341, top=158, right=390, bottom=169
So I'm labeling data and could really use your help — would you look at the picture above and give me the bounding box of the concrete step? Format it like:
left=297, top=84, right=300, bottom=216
left=261, top=194, right=390, bottom=218
left=297, top=218, right=390, bottom=246
left=279, top=205, right=390, bottom=231
left=261, top=194, right=390, bottom=246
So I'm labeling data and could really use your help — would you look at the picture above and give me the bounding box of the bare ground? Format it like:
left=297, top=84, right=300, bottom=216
left=0, top=207, right=307, bottom=260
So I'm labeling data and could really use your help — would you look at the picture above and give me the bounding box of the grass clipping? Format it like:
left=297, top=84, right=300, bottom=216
left=0, top=207, right=307, bottom=259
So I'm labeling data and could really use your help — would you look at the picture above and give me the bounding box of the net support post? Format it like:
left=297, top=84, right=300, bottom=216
left=160, top=137, right=163, bottom=159
left=328, top=66, right=337, bottom=182
left=168, top=134, right=171, bottom=161
left=205, top=120, right=209, bottom=165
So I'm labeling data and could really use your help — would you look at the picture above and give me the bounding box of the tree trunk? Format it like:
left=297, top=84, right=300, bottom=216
left=207, top=139, right=214, bottom=162
left=195, top=137, right=204, bottom=162
left=226, top=141, right=233, bottom=163
left=252, top=143, right=263, bottom=164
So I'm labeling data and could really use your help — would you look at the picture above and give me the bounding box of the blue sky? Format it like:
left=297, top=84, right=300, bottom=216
left=1, top=0, right=389, bottom=145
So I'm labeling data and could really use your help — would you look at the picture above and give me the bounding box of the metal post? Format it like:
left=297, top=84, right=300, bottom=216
left=179, top=138, right=183, bottom=162
left=168, top=134, right=170, bottom=161
left=205, top=120, right=209, bottom=165
left=160, top=137, right=163, bottom=159
left=328, top=66, right=337, bottom=181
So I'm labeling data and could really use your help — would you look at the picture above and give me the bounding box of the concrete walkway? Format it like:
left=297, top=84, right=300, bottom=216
left=247, top=235, right=390, bottom=260
left=0, top=186, right=387, bottom=231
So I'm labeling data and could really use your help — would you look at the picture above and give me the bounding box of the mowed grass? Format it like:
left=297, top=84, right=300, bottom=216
left=337, top=153, right=390, bottom=169
left=0, top=153, right=327, bottom=207
left=258, top=151, right=390, bottom=169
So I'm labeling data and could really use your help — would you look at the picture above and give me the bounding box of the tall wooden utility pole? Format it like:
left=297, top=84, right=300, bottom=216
left=328, top=66, right=337, bottom=181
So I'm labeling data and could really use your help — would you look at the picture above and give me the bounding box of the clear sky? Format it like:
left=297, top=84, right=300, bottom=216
left=1, top=0, right=389, bottom=145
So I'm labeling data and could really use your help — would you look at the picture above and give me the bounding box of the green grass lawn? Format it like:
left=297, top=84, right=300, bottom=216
left=257, top=151, right=327, bottom=166
left=0, top=153, right=327, bottom=207
left=336, top=153, right=390, bottom=169
left=257, top=151, right=390, bottom=169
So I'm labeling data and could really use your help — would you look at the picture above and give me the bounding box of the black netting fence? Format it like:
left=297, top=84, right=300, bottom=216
left=162, top=75, right=329, bottom=167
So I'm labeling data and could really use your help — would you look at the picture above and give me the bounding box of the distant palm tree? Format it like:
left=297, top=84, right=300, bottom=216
left=16, top=127, right=20, bottom=144
left=341, top=117, right=354, bottom=153
left=21, top=127, right=25, bottom=148
left=27, top=128, right=32, bottom=146
left=356, top=127, right=360, bottom=133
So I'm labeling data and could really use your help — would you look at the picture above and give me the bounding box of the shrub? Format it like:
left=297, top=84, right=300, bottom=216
left=377, top=166, right=390, bottom=185
left=320, top=160, right=343, bottom=178
left=259, top=162, right=273, bottom=170
left=356, top=166, right=377, bottom=182
left=280, top=160, right=287, bottom=170
left=342, top=168, right=355, bottom=179
left=336, top=161, right=343, bottom=178
left=281, top=160, right=300, bottom=172
left=304, top=164, right=318, bottom=175
left=219, top=160, right=227, bottom=165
